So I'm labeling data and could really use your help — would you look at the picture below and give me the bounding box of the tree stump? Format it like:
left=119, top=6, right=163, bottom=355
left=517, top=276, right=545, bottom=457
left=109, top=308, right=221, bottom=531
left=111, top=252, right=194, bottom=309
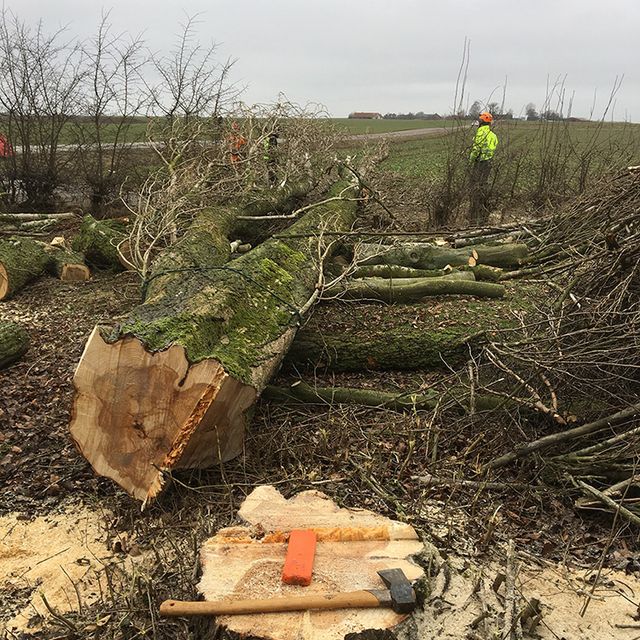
left=197, top=486, right=427, bottom=640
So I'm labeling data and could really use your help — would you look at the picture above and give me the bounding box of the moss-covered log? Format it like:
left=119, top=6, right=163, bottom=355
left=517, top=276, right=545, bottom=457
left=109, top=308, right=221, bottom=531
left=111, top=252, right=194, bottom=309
left=358, top=242, right=529, bottom=270
left=286, top=324, right=475, bottom=372
left=263, top=380, right=501, bottom=412
left=350, top=264, right=449, bottom=279
left=44, top=246, right=90, bottom=281
left=70, top=181, right=358, bottom=502
left=338, top=274, right=504, bottom=303
left=0, top=237, right=51, bottom=300
left=0, top=320, right=30, bottom=369
left=71, top=215, right=127, bottom=270
left=347, top=263, right=503, bottom=282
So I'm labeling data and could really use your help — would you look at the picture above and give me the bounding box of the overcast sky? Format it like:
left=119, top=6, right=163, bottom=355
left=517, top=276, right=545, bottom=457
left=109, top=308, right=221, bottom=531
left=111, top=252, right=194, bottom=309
left=7, top=0, right=640, bottom=120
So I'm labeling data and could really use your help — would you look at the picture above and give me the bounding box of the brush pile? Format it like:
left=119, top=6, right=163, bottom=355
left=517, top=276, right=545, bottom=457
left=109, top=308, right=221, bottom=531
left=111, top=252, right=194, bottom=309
left=477, top=167, right=640, bottom=521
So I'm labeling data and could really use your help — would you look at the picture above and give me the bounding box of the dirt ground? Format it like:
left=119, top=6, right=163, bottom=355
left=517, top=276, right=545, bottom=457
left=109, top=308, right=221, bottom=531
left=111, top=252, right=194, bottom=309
left=1, top=256, right=640, bottom=639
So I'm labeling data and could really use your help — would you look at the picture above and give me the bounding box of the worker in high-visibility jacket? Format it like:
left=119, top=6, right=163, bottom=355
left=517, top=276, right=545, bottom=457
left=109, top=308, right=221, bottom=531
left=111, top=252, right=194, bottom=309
left=469, top=111, right=498, bottom=224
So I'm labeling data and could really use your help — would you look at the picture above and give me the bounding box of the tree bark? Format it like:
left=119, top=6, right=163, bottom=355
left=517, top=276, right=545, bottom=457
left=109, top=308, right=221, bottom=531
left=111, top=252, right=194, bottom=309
left=0, top=237, right=51, bottom=300
left=337, top=274, right=504, bottom=303
left=0, top=320, right=30, bottom=369
left=71, top=215, right=127, bottom=270
left=263, top=381, right=501, bottom=412
left=70, top=182, right=358, bottom=503
left=287, top=324, right=478, bottom=372
left=357, top=242, right=528, bottom=270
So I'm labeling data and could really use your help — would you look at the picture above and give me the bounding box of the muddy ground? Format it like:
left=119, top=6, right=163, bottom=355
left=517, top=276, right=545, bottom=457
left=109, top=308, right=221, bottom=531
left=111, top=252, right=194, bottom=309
left=1, top=248, right=640, bottom=639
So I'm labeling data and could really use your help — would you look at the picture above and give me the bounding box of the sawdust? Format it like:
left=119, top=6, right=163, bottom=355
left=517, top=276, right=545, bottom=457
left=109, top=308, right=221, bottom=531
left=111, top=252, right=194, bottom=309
left=0, top=502, right=144, bottom=635
left=411, top=554, right=640, bottom=640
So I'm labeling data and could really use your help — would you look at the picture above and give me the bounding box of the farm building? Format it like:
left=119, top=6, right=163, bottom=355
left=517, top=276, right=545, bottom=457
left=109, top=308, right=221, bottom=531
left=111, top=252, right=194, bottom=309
left=348, top=112, right=383, bottom=119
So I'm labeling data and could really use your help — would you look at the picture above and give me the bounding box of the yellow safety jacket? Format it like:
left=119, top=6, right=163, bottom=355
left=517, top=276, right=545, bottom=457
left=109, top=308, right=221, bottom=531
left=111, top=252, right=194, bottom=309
left=470, top=125, right=498, bottom=162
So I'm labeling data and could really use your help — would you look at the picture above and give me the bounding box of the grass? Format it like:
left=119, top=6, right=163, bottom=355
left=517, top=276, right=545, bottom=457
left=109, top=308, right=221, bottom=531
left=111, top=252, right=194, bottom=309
left=379, top=120, right=640, bottom=194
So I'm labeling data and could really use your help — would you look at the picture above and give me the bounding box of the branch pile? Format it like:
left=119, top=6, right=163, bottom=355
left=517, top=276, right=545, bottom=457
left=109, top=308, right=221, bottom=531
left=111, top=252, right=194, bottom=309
left=474, top=167, right=640, bottom=520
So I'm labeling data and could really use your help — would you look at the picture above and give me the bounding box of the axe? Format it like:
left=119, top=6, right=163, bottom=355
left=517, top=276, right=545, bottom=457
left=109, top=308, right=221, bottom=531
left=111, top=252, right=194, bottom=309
left=160, top=568, right=416, bottom=617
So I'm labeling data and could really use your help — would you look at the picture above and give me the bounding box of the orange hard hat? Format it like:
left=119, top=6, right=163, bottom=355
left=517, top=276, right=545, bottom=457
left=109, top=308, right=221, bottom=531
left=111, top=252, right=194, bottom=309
left=479, top=112, right=493, bottom=123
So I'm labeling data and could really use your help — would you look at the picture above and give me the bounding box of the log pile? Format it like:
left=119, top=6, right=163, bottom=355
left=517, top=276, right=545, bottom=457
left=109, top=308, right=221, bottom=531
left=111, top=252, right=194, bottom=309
left=70, top=181, right=359, bottom=503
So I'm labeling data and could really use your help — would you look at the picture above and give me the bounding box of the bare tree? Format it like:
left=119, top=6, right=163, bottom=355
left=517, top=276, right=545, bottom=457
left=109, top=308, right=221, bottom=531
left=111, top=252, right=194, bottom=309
left=72, top=12, right=146, bottom=215
left=146, top=15, right=238, bottom=123
left=0, top=10, right=84, bottom=207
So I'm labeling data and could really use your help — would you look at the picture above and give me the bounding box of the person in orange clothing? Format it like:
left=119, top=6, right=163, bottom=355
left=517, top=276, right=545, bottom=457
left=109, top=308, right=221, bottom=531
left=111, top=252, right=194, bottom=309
left=0, top=134, right=14, bottom=158
left=228, top=122, right=247, bottom=167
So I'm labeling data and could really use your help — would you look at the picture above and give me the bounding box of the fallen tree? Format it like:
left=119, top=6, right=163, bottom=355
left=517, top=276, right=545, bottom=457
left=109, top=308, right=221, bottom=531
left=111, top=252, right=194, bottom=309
left=287, top=322, right=478, bottom=372
left=70, top=181, right=359, bottom=502
left=44, top=246, right=91, bottom=282
left=263, top=380, right=502, bottom=413
left=357, top=242, right=529, bottom=270
left=0, top=320, right=30, bottom=369
left=335, top=274, right=505, bottom=303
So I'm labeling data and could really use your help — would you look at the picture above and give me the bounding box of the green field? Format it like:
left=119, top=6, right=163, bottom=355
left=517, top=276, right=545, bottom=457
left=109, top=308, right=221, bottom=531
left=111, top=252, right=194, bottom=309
left=381, top=120, right=640, bottom=179
left=331, top=118, right=451, bottom=135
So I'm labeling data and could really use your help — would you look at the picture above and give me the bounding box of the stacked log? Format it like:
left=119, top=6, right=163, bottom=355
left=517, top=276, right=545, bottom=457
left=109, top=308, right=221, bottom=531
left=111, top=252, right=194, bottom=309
left=70, top=181, right=359, bottom=503
left=339, top=273, right=504, bottom=303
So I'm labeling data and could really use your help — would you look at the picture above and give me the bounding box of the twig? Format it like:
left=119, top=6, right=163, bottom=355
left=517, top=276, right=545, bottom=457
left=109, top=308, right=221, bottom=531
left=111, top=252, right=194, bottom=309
left=486, top=402, right=640, bottom=469
left=576, top=479, right=640, bottom=527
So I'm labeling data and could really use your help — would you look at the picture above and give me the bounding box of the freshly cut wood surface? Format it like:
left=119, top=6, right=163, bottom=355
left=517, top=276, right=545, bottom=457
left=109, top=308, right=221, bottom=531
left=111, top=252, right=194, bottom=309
left=198, top=486, right=425, bottom=640
left=70, top=328, right=256, bottom=502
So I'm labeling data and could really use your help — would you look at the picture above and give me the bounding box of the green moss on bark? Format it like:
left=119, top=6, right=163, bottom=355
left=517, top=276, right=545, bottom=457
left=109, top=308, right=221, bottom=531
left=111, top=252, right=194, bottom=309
left=109, top=181, right=358, bottom=387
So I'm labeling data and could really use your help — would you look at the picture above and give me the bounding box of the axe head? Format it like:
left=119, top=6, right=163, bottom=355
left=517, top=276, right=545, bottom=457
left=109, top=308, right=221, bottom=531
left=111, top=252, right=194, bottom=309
left=377, top=568, right=416, bottom=614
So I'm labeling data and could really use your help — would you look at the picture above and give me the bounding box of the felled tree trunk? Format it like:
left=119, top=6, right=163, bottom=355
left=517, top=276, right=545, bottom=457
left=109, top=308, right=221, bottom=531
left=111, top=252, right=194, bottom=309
left=337, top=274, right=505, bottom=303
left=287, top=323, right=477, bottom=372
left=71, top=215, right=127, bottom=270
left=358, top=242, right=528, bottom=270
left=0, top=237, right=51, bottom=300
left=70, top=182, right=358, bottom=503
left=263, top=381, right=502, bottom=413
left=0, top=321, right=30, bottom=369
left=350, top=264, right=450, bottom=279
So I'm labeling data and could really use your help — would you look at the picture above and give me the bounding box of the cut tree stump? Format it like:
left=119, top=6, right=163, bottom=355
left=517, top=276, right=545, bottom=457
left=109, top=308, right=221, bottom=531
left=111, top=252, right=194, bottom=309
left=358, top=242, right=528, bottom=270
left=0, top=320, right=30, bottom=369
left=0, top=237, right=51, bottom=300
left=197, top=485, right=427, bottom=640
left=70, top=181, right=358, bottom=502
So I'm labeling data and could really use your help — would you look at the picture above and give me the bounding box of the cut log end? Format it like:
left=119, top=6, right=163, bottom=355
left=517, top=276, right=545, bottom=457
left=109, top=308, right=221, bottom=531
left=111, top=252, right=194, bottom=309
left=0, top=263, right=8, bottom=300
left=60, top=263, right=91, bottom=282
left=70, top=328, right=256, bottom=501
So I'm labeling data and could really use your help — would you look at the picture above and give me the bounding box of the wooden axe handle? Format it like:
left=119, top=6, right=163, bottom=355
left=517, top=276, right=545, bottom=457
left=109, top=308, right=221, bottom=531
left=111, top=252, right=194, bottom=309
left=160, top=589, right=382, bottom=617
